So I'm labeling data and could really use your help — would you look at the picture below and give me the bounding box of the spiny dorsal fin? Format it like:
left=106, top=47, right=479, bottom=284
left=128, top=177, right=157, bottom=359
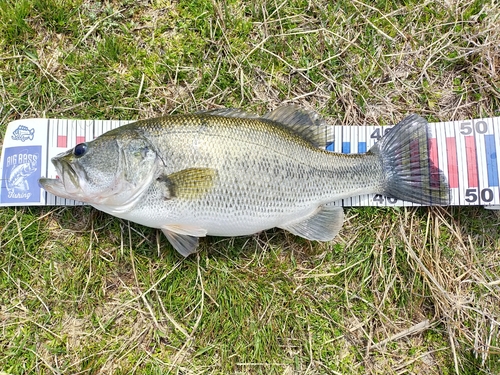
left=261, top=105, right=329, bottom=148
left=158, top=168, right=217, bottom=200
left=201, top=106, right=330, bottom=148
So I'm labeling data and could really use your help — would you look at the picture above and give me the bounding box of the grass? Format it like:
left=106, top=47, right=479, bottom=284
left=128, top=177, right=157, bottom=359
left=1, top=0, right=500, bottom=373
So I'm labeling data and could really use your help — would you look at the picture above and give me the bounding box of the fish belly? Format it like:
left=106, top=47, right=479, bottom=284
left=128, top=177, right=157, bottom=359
left=117, top=200, right=319, bottom=238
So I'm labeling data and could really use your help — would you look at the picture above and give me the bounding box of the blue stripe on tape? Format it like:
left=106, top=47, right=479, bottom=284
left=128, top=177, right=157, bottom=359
left=485, top=135, right=499, bottom=187
left=342, top=142, right=350, bottom=154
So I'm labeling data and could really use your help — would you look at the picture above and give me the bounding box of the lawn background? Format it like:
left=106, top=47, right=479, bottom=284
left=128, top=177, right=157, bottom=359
left=1, top=0, right=500, bottom=374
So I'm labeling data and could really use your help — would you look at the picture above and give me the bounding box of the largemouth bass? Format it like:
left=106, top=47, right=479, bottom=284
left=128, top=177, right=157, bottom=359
left=39, top=106, right=449, bottom=256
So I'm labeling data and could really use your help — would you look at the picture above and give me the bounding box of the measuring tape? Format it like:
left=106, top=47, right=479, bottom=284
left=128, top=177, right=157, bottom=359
left=1, top=117, right=499, bottom=208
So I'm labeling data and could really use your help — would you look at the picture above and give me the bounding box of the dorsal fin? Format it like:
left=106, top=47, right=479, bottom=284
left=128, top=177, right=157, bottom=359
left=261, top=106, right=329, bottom=148
left=200, top=106, right=330, bottom=148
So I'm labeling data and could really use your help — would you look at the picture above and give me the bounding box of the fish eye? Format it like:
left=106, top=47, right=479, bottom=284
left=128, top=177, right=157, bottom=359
left=74, top=143, right=88, bottom=157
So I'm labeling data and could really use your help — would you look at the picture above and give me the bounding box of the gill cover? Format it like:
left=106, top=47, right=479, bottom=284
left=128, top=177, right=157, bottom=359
left=99, top=137, right=159, bottom=213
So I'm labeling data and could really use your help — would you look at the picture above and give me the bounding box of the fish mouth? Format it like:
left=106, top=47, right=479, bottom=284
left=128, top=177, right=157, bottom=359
left=39, top=157, right=86, bottom=200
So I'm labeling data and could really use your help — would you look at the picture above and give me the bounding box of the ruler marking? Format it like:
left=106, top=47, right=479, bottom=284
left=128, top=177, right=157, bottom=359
left=478, top=118, right=498, bottom=205
left=323, top=121, right=329, bottom=152
left=445, top=138, right=459, bottom=189
left=67, top=119, right=73, bottom=149
left=86, top=118, right=90, bottom=142
left=43, top=119, right=50, bottom=205
left=57, top=135, right=67, bottom=148
left=350, top=126, right=360, bottom=206
left=76, top=119, right=85, bottom=145
left=64, top=120, right=75, bottom=206
left=350, top=126, right=358, bottom=155
left=491, top=118, right=500, bottom=203
left=492, top=118, right=500, bottom=205
left=445, top=121, right=460, bottom=205
left=465, top=136, right=479, bottom=188
left=372, top=126, right=382, bottom=206
left=55, top=119, right=59, bottom=149
left=358, top=142, right=366, bottom=153
left=57, top=119, right=66, bottom=148
left=485, top=134, right=498, bottom=187
left=341, top=126, right=351, bottom=206
left=47, top=120, right=54, bottom=205
left=332, top=126, right=343, bottom=207
left=455, top=122, right=470, bottom=204
left=474, top=119, right=488, bottom=204
left=357, top=125, right=371, bottom=206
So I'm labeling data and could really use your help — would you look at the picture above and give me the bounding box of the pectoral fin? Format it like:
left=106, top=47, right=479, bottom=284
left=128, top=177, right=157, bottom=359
left=280, top=204, right=344, bottom=241
left=158, top=168, right=217, bottom=200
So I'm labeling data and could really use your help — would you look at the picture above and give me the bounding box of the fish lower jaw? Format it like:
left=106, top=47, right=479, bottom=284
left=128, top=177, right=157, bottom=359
left=38, top=178, right=74, bottom=200
left=38, top=178, right=97, bottom=203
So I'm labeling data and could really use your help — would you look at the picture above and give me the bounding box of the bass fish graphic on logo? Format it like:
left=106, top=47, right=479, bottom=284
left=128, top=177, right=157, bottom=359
left=12, top=125, right=35, bottom=142
left=1, top=146, right=41, bottom=203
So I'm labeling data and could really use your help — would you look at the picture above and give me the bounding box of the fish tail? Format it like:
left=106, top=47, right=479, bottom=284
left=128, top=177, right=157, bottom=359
left=371, top=114, right=450, bottom=205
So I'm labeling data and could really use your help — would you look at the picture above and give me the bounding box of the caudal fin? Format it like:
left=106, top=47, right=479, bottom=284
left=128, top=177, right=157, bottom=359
left=371, top=114, right=450, bottom=205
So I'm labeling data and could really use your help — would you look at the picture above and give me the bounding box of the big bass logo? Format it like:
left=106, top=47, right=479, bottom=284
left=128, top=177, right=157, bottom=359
left=2, top=146, right=41, bottom=203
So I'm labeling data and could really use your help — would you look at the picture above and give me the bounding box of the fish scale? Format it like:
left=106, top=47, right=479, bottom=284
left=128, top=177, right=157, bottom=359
left=130, top=115, right=377, bottom=222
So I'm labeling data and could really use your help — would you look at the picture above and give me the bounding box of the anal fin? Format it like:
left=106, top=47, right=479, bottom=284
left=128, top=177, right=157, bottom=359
left=280, top=204, right=344, bottom=241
